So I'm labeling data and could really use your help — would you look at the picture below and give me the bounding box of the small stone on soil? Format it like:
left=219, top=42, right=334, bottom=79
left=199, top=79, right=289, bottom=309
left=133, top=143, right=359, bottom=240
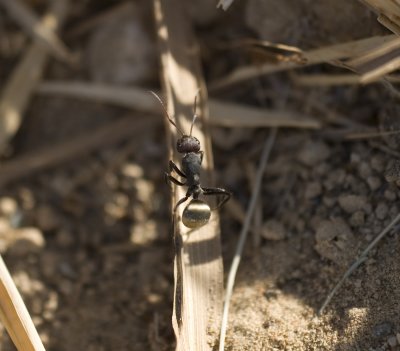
left=372, top=321, right=393, bottom=338
left=314, top=218, right=355, bottom=265
left=338, top=194, right=367, bottom=214
left=261, top=220, right=286, bottom=241
left=387, top=335, right=397, bottom=347
left=298, top=141, right=331, bottom=166
left=349, top=211, right=365, bottom=227
left=375, top=202, right=389, bottom=220
left=304, top=182, right=322, bottom=199
left=367, top=176, right=381, bottom=191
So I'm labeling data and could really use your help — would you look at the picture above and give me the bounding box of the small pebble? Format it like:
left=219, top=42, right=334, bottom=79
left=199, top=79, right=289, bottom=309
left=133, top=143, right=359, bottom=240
left=388, top=335, right=397, bottom=347
left=304, top=182, right=322, bottom=199
left=370, top=155, right=385, bottom=172
left=36, top=205, right=60, bottom=231
left=349, top=211, right=365, bottom=227
left=298, top=141, right=331, bottom=166
left=314, top=218, right=354, bottom=265
left=0, top=197, right=17, bottom=216
left=367, top=176, right=381, bottom=191
left=55, top=229, right=75, bottom=248
left=375, top=202, right=389, bottom=220
left=384, top=189, right=397, bottom=201
left=40, top=252, right=58, bottom=279
left=350, top=152, right=361, bottom=163
left=261, top=220, right=286, bottom=241
left=372, top=321, right=392, bottom=338
left=8, top=228, right=45, bottom=256
left=338, top=194, right=367, bottom=214
left=358, top=161, right=372, bottom=179
left=322, top=196, right=336, bottom=207
left=87, top=6, right=157, bottom=84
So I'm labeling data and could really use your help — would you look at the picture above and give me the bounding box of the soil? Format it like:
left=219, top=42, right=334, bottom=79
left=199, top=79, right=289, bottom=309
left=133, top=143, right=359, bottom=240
left=0, top=1, right=400, bottom=351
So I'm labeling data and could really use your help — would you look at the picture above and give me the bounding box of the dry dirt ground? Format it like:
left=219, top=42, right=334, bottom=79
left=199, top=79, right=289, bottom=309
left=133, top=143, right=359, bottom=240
left=0, top=1, right=400, bottom=351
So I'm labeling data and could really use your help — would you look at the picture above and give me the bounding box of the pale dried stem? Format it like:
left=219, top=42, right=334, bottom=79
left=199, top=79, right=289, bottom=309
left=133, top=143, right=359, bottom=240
left=219, top=128, right=277, bottom=351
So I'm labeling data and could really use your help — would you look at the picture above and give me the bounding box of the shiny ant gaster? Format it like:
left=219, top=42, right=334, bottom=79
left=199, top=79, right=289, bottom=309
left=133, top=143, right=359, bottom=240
left=151, top=92, right=231, bottom=228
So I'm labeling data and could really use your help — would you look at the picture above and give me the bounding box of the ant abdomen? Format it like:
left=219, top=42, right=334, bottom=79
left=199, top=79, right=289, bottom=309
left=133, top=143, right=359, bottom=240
left=177, top=135, right=200, bottom=153
left=182, top=199, right=211, bottom=228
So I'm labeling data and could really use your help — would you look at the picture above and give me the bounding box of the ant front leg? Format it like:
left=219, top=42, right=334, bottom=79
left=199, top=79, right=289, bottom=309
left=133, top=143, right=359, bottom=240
left=165, top=173, right=186, bottom=187
left=169, top=160, right=186, bottom=178
left=202, top=187, right=231, bottom=210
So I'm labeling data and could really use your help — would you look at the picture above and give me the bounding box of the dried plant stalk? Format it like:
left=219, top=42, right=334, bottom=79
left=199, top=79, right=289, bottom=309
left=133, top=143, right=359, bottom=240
left=359, top=0, right=400, bottom=32
left=153, top=0, right=224, bottom=350
left=37, top=81, right=321, bottom=129
left=0, top=256, right=45, bottom=351
left=210, top=34, right=396, bottom=90
left=0, top=116, right=155, bottom=187
left=0, top=0, right=69, bottom=154
left=0, top=0, right=73, bottom=62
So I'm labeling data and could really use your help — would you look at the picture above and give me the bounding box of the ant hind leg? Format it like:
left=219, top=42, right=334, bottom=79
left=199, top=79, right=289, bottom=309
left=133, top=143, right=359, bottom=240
left=202, top=187, right=231, bottom=210
left=174, top=195, right=190, bottom=214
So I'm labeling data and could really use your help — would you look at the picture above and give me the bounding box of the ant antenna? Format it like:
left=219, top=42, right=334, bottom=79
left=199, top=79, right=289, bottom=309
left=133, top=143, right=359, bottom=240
left=189, top=89, right=200, bottom=136
left=149, top=91, right=184, bottom=136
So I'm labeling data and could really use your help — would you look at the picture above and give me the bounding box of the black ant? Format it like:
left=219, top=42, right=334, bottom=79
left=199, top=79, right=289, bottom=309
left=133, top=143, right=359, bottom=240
left=151, top=91, right=231, bottom=228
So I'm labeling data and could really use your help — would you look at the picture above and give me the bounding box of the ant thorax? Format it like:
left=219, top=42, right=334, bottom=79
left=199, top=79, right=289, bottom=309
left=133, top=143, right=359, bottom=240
left=182, top=153, right=202, bottom=185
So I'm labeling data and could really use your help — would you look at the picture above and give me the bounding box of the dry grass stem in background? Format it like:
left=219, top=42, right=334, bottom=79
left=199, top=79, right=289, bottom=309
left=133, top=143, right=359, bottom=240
left=0, top=116, right=156, bottom=187
left=359, top=0, right=400, bottom=34
left=153, top=0, right=224, bottom=349
left=36, top=81, right=321, bottom=129
left=0, top=0, right=74, bottom=63
left=210, top=34, right=396, bottom=90
left=292, top=72, right=400, bottom=86
left=217, top=0, right=235, bottom=11
left=0, top=0, right=69, bottom=154
left=219, top=128, right=277, bottom=351
left=0, top=256, right=45, bottom=351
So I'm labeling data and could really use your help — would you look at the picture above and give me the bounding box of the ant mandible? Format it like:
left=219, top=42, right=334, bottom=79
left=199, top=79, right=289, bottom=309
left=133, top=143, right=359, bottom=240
left=151, top=91, right=231, bottom=228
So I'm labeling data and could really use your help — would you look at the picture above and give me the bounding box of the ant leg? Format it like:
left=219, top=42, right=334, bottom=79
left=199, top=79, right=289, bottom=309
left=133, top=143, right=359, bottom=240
left=165, top=173, right=186, bottom=186
left=174, top=195, right=190, bottom=214
left=169, top=160, right=186, bottom=178
left=202, top=187, right=231, bottom=209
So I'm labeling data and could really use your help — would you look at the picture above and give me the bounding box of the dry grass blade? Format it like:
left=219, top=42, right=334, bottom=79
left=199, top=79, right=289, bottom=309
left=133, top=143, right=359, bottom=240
left=0, top=0, right=69, bottom=154
left=0, top=116, right=155, bottom=188
left=292, top=73, right=400, bottom=86
left=359, top=0, right=400, bottom=32
left=36, top=81, right=321, bottom=129
left=210, top=34, right=396, bottom=90
left=217, top=0, right=235, bottom=11
left=219, top=129, right=277, bottom=351
left=346, top=36, right=400, bottom=83
left=153, top=0, right=224, bottom=349
left=319, top=211, right=400, bottom=315
left=0, top=255, right=45, bottom=351
left=0, top=0, right=74, bottom=63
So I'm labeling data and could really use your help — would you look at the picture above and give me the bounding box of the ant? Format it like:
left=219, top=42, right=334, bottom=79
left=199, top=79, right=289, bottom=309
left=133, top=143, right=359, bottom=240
left=151, top=91, right=231, bottom=228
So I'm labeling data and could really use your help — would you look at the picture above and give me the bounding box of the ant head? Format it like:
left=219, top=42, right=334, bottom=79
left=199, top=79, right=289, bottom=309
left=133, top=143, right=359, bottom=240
left=177, top=135, right=200, bottom=153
